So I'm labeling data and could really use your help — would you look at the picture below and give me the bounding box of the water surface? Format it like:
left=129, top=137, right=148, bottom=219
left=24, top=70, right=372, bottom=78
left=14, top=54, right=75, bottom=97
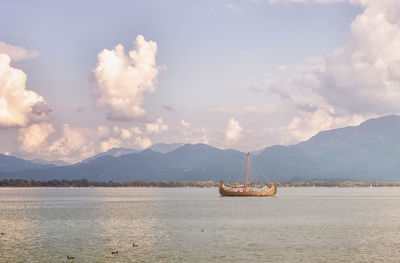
left=1, top=187, right=400, bottom=262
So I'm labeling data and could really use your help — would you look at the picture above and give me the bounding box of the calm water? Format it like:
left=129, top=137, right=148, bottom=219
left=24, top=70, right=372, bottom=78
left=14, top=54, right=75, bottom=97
left=1, top=187, right=400, bottom=262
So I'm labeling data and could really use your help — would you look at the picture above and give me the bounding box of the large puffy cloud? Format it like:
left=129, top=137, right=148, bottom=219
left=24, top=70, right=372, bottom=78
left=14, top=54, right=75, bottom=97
left=0, top=54, right=52, bottom=127
left=258, top=0, right=400, bottom=143
left=272, top=0, right=400, bottom=115
left=92, top=35, right=161, bottom=121
left=317, top=0, right=400, bottom=114
left=0, top=41, right=38, bottom=61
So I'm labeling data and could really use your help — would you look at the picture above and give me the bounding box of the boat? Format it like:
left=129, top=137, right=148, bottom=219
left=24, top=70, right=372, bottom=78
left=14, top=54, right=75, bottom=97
left=219, top=152, right=277, bottom=196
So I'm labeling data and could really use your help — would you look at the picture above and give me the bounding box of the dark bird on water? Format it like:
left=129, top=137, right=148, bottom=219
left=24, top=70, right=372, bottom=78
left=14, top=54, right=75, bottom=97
left=0, top=232, right=5, bottom=235
left=67, top=256, right=75, bottom=259
left=111, top=251, right=119, bottom=254
left=132, top=243, right=139, bottom=247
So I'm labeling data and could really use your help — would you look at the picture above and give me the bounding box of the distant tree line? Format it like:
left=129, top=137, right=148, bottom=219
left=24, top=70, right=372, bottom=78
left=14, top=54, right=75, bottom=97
left=0, top=179, right=218, bottom=187
left=1, top=179, right=400, bottom=188
left=274, top=181, right=400, bottom=187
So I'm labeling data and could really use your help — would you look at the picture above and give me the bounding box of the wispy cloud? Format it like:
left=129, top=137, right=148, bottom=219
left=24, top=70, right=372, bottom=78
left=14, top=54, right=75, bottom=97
left=226, top=3, right=243, bottom=13
left=73, top=105, right=85, bottom=112
left=0, top=41, right=38, bottom=61
left=276, top=65, right=288, bottom=71
left=162, top=104, right=175, bottom=112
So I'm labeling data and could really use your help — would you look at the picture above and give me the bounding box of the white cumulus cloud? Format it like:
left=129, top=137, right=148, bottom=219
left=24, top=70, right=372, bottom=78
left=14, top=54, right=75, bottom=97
left=316, top=0, right=400, bottom=114
left=146, top=117, right=168, bottom=135
left=285, top=107, right=367, bottom=143
left=18, top=123, right=94, bottom=163
left=92, top=35, right=161, bottom=121
left=16, top=120, right=170, bottom=162
left=134, top=136, right=152, bottom=149
left=18, top=123, right=55, bottom=153
left=269, top=0, right=400, bottom=115
left=45, top=124, right=95, bottom=162
left=120, top=128, right=132, bottom=139
left=0, top=54, right=52, bottom=127
left=252, top=0, right=400, bottom=144
left=225, top=118, right=243, bottom=143
left=100, top=137, right=122, bottom=152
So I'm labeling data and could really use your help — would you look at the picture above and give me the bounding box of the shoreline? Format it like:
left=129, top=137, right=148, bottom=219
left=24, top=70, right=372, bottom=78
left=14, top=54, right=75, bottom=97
left=1, top=180, right=400, bottom=188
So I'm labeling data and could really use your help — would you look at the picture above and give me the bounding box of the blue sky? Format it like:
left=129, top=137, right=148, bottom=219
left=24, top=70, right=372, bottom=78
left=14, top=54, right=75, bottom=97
left=1, top=0, right=398, bottom=162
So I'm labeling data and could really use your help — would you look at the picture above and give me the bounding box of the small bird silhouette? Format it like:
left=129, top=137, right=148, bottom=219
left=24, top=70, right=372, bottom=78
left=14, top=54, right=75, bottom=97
left=132, top=243, right=139, bottom=247
left=111, top=251, right=119, bottom=254
left=67, top=256, right=75, bottom=259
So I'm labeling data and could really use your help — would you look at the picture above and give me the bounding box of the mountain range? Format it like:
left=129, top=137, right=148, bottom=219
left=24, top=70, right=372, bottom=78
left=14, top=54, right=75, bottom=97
left=1, top=115, right=400, bottom=182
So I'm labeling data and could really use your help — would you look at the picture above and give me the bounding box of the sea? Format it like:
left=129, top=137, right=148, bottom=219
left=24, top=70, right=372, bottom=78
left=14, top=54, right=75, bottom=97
left=1, top=187, right=400, bottom=262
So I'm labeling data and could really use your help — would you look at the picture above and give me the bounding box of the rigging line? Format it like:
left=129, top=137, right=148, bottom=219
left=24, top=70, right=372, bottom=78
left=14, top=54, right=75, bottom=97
left=225, top=156, right=246, bottom=183
left=251, top=156, right=272, bottom=184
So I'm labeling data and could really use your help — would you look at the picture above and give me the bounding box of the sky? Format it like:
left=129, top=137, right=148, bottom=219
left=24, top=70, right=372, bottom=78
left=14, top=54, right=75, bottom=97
left=0, top=0, right=399, bottom=163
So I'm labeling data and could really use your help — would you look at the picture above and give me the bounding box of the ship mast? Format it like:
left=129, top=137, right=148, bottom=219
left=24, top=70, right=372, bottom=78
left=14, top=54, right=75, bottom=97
left=245, top=152, right=250, bottom=188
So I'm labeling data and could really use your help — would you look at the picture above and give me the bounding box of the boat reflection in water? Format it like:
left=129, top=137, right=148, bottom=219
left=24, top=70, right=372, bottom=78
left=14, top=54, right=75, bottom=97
left=219, top=152, right=277, bottom=197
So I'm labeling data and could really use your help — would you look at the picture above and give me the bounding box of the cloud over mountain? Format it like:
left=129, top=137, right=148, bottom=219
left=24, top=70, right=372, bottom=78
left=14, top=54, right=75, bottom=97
left=92, top=35, right=161, bottom=121
left=261, top=0, right=400, bottom=143
left=18, top=123, right=54, bottom=153
left=322, top=0, right=400, bottom=114
left=16, top=117, right=170, bottom=162
left=18, top=123, right=95, bottom=163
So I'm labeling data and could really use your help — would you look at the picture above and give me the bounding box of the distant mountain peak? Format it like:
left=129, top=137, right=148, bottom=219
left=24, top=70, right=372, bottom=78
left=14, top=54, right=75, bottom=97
left=359, top=115, right=400, bottom=129
left=149, top=143, right=184, bottom=153
left=82, top=147, right=140, bottom=163
left=30, top=159, right=70, bottom=166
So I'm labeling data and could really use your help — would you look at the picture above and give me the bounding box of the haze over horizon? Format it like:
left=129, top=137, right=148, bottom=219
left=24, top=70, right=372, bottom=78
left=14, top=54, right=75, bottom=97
left=1, top=0, right=400, bottom=162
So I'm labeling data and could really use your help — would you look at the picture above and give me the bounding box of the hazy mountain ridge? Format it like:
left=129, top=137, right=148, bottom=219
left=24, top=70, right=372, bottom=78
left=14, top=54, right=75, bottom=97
left=0, top=144, right=245, bottom=182
left=81, top=143, right=185, bottom=163
left=257, top=115, right=400, bottom=181
left=31, top=159, right=70, bottom=166
left=81, top=147, right=140, bottom=163
left=0, top=154, right=53, bottom=172
left=149, top=143, right=184, bottom=153
left=2, top=115, right=400, bottom=182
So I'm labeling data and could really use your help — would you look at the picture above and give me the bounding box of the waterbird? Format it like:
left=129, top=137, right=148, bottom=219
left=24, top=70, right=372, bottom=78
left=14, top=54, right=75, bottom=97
left=0, top=232, right=4, bottom=235
left=67, top=256, right=75, bottom=259
left=132, top=243, right=139, bottom=247
left=111, top=251, right=119, bottom=254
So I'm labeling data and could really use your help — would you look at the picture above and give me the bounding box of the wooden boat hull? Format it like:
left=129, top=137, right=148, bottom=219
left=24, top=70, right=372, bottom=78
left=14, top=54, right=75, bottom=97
left=219, top=183, right=277, bottom=196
